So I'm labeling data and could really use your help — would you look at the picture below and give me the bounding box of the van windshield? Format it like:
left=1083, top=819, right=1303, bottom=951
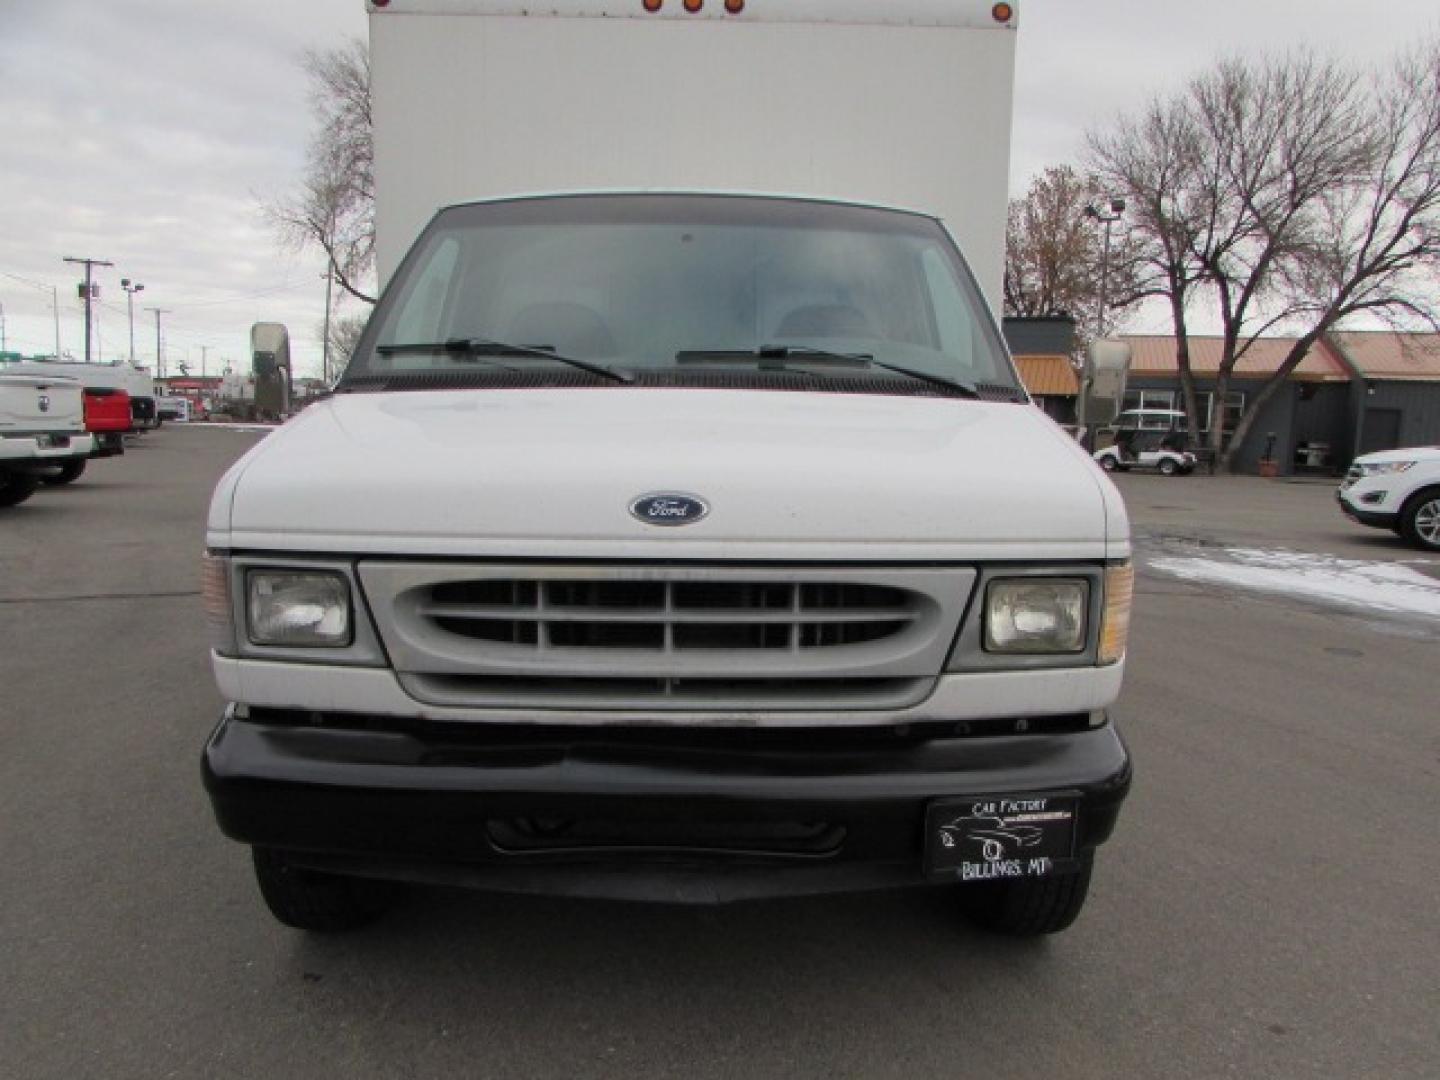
left=345, top=194, right=1021, bottom=395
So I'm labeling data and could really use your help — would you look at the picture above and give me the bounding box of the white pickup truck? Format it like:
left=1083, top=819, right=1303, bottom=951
left=201, top=2, right=1134, bottom=938
left=0, top=372, right=95, bottom=508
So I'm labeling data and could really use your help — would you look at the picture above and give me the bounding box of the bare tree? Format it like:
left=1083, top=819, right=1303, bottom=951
left=1090, top=46, right=1440, bottom=469
left=1089, top=96, right=1211, bottom=443
left=1004, top=165, right=1141, bottom=346
left=265, top=39, right=376, bottom=305
left=322, top=313, right=369, bottom=375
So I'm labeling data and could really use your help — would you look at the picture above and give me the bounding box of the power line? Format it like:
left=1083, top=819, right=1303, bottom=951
left=175, top=280, right=313, bottom=307
left=0, top=269, right=59, bottom=292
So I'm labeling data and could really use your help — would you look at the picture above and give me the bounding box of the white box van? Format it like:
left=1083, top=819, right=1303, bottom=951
left=202, top=2, right=1134, bottom=937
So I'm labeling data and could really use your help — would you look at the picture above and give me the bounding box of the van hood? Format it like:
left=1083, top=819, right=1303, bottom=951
left=211, top=389, right=1128, bottom=561
left=1355, top=445, right=1440, bottom=466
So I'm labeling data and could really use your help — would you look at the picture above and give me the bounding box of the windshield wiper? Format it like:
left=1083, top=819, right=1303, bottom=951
left=377, top=338, right=632, bottom=384
left=680, top=345, right=982, bottom=399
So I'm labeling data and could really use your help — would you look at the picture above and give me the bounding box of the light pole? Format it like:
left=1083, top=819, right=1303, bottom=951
left=121, top=279, right=145, bottom=364
left=1084, top=197, right=1126, bottom=337
left=62, top=256, right=113, bottom=365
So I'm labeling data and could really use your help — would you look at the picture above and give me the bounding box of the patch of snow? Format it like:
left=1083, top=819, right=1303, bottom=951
left=1148, top=547, right=1440, bottom=619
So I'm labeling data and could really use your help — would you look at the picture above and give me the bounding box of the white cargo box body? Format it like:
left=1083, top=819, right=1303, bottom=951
left=368, top=0, right=1018, bottom=309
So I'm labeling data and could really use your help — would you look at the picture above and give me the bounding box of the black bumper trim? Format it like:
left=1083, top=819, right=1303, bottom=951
left=203, top=708, right=1131, bottom=901
left=1337, top=490, right=1398, bottom=529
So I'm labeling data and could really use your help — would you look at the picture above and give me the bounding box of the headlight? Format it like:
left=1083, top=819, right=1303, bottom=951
left=984, top=578, right=1088, bottom=654
left=246, top=570, right=352, bottom=647
left=1359, top=461, right=1415, bottom=476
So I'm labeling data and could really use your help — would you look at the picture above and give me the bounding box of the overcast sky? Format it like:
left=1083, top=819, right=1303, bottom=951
left=1, top=0, right=1436, bottom=378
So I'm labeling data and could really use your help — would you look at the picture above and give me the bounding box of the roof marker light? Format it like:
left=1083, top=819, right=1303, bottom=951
left=643, top=0, right=662, bottom=10
left=725, top=0, right=745, bottom=12
left=992, top=2, right=1014, bottom=22
left=684, top=0, right=703, bottom=12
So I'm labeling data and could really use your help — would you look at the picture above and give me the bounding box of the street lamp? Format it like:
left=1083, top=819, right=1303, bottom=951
left=121, top=279, right=145, bottom=365
left=1084, top=197, right=1127, bottom=337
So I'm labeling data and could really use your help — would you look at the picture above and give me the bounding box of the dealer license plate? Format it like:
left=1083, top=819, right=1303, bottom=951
left=925, top=794, right=1077, bottom=881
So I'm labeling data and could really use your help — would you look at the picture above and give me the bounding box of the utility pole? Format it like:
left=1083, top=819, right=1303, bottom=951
left=50, top=286, right=61, bottom=361
left=121, top=279, right=145, bottom=364
left=200, top=345, right=209, bottom=378
left=63, top=256, right=113, bottom=365
left=0, top=301, right=6, bottom=352
left=146, top=307, right=171, bottom=378
left=320, top=262, right=335, bottom=384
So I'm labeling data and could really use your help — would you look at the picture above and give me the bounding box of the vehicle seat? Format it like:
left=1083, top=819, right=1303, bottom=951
left=773, top=304, right=874, bottom=340
left=506, top=302, right=618, bottom=358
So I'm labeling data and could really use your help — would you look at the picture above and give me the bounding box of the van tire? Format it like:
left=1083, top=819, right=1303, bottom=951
left=1398, top=487, right=1440, bottom=552
left=0, top=470, right=41, bottom=508
left=1159, top=458, right=1178, bottom=476
left=1099, top=455, right=1118, bottom=472
left=958, top=852, right=1094, bottom=936
left=43, top=460, right=87, bottom=486
left=251, top=848, right=398, bottom=932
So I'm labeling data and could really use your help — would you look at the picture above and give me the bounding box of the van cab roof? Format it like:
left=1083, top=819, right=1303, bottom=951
left=438, top=190, right=942, bottom=224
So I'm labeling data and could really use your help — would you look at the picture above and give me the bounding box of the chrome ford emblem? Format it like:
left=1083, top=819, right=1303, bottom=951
left=630, top=492, right=710, bottom=527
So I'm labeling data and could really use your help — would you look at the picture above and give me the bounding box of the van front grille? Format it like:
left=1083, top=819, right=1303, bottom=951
left=357, top=564, right=976, bottom=713
left=423, top=578, right=916, bottom=654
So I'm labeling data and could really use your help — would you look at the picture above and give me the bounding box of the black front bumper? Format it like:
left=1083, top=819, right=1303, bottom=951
left=203, top=708, right=1131, bottom=903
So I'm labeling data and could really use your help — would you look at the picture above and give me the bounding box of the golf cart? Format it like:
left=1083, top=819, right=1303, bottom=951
left=1093, top=409, right=1196, bottom=476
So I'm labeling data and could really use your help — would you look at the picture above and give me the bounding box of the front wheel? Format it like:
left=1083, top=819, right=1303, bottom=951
left=0, top=470, right=41, bottom=508
left=958, top=852, right=1094, bottom=936
left=1399, top=488, right=1440, bottom=552
left=251, top=848, right=399, bottom=932
left=1098, top=455, right=1118, bottom=472
left=42, top=460, right=87, bottom=486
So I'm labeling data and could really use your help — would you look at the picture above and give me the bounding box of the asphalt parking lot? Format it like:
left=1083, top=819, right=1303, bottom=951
left=2, top=428, right=1437, bottom=1080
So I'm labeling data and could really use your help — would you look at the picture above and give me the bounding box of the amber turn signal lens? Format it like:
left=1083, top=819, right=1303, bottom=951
left=1098, top=563, right=1133, bottom=666
left=201, top=552, right=236, bottom=655
left=992, top=2, right=1014, bottom=22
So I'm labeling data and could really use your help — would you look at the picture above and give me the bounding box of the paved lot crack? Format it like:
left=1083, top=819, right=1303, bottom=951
left=0, top=589, right=201, bottom=605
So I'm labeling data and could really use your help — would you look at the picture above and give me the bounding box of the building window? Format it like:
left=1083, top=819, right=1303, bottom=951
left=1200, top=391, right=1246, bottom=434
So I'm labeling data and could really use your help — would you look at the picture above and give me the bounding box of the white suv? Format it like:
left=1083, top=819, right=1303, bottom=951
left=1338, top=447, right=1440, bottom=551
